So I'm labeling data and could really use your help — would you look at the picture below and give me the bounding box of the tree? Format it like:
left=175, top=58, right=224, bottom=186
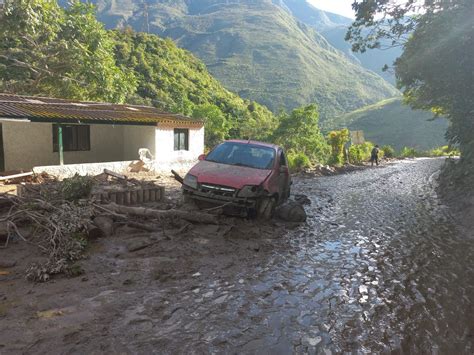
left=0, top=0, right=136, bottom=102
left=192, top=104, right=231, bottom=149
left=346, top=0, right=474, bottom=169
left=274, top=105, right=330, bottom=164
left=327, top=128, right=349, bottom=166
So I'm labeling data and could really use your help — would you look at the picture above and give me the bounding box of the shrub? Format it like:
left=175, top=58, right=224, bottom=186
left=61, top=174, right=94, bottom=201
left=274, top=105, right=331, bottom=166
left=288, top=151, right=312, bottom=171
left=428, top=145, right=460, bottom=157
left=327, top=128, right=350, bottom=166
left=382, top=145, right=395, bottom=158
left=400, top=146, right=422, bottom=158
left=349, top=141, right=374, bottom=164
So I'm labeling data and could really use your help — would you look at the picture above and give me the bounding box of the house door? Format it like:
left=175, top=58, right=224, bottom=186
left=0, top=124, right=4, bottom=172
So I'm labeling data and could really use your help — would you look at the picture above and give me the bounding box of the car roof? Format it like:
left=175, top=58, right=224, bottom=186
left=224, top=139, right=280, bottom=150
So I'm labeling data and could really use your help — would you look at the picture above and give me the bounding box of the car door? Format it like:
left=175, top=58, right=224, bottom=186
left=277, top=149, right=290, bottom=203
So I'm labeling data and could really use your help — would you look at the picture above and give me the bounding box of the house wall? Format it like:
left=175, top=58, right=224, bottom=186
left=122, top=125, right=156, bottom=161
left=154, top=126, right=205, bottom=166
left=0, top=120, right=204, bottom=173
left=1, top=121, right=124, bottom=171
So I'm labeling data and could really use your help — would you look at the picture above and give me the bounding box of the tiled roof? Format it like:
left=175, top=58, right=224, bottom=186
left=0, top=93, right=204, bottom=126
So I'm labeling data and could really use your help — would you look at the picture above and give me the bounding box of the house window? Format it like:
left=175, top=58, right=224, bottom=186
left=53, top=124, right=90, bottom=152
left=174, top=128, right=189, bottom=151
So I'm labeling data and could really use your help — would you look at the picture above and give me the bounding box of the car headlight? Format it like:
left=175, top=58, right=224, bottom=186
left=183, top=174, right=198, bottom=189
left=238, top=185, right=260, bottom=198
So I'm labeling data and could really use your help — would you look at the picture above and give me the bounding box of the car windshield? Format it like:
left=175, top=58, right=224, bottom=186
left=206, top=142, right=275, bottom=170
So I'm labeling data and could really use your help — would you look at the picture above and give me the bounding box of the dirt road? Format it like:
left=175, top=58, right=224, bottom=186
left=1, top=158, right=473, bottom=353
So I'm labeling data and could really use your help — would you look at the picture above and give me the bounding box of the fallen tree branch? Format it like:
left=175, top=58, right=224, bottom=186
left=127, top=221, right=161, bottom=232
left=103, top=169, right=127, bottom=181
left=0, top=171, right=33, bottom=181
left=103, top=203, right=219, bottom=224
left=171, top=170, right=184, bottom=185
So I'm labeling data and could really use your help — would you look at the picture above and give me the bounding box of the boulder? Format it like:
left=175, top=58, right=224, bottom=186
left=276, top=202, right=307, bottom=222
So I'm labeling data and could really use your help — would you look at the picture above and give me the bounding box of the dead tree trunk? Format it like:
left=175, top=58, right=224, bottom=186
left=102, top=203, right=219, bottom=224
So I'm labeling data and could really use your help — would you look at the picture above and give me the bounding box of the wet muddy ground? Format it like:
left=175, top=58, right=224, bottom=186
left=1, top=158, right=473, bottom=354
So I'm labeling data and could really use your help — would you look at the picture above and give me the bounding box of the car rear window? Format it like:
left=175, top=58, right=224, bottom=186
left=206, top=142, right=275, bottom=170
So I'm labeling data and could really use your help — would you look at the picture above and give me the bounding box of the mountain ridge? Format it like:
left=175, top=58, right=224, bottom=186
left=80, top=0, right=399, bottom=119
left=276, top=0, right=402, bottom=83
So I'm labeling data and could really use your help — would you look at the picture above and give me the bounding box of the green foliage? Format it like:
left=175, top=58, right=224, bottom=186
left=427, top=146, right=460, bottom=158
left=0, top=0, right=136, bottom=102
left=274, top=105, right=330, bottom=165
left=327, top=128, right=349, bottom=166
left=192, top=104, right=230, bottom=150
left=399, top=147, right=422, bottom=159
left=348, top=142, right=374, bottom=165
left=89, top=0, right=398, bottom=118
left=110, top=29, right=277, bottom=148
left=347, top=0, right=474, bottom=176
left=323, top=98, right=448, bottom=151
left=287, top=151, right=312, bottom=172
left=395, top=1, right=474, bottom=166
left=61, top=174, right=94, bottom=201
left=381, top=145, right=395, bottom=158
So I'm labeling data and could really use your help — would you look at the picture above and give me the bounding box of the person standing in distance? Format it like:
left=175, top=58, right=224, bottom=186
left=370, top=145, right=380, bottom=166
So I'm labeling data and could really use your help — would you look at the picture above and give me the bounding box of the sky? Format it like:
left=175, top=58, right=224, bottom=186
left=308, top=0, right=356, bottom=19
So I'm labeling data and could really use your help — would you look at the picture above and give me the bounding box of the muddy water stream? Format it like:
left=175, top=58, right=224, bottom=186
left=168, top=158, right=473, bottom=353
left=1, top=158, right=473, bottom=354
left=132, top=158, right=473, bottom=353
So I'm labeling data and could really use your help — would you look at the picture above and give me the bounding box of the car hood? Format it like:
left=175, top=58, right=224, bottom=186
left=188, top=161, right=272, bottom=189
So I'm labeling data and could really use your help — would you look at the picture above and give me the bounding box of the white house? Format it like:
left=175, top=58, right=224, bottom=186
left=0, top=93, right=205, bottom=173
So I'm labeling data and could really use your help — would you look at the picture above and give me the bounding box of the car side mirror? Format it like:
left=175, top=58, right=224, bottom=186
left=198, top=154, right=206, bottom=161
left=279, top=166, right=289, bottom=174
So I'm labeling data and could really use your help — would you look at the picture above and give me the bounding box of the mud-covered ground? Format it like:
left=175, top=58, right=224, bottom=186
left=1, top=158, right=473, bottom=354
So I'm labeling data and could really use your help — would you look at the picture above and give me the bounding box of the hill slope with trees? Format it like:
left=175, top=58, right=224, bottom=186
left=323, top=98, right=448, bottom=150
left=81, top=0, right=399, bottom=119
left=275, top=0, right=402, bottom=84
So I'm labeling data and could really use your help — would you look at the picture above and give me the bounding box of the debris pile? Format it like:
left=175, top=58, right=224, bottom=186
left=0, top=171, right=56, bottom=185
left=1, top=194, right=94, bottom=281
left=1, top=169, right=222, bottom=282
left=2, top=168, right=310, bottom=282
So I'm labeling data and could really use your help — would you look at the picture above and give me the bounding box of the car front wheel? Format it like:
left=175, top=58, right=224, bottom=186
left=257, top=197, right=276, bottom=220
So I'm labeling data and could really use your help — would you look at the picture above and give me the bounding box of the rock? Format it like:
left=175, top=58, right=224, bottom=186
left=93, top=216, right=114, bottom=237
left=276, top=202, right=307, bottom=222
left=303, top=336, right=322, bottom=347
left=213, top=295, right=228, bottom=304
left=126, top=238, right=152, bottom=252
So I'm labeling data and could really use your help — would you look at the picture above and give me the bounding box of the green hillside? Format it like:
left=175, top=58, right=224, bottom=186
left=111, top=29, right=278, bottom=145
left=83, top=0, right=399, bottom=119
left=323, top=98, right=448, bottom=150
left=277, top=0, right=402, bottom=84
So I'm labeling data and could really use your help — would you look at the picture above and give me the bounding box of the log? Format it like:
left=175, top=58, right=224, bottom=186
left=103, top=203, right=218, bottom=224
left=103, top=169, right=127, bottom=181
left=0, top=171, right=33, bottom=181
left=171, top=170, right=184, bottom=185
left=127, top=221, right=161, bottom=232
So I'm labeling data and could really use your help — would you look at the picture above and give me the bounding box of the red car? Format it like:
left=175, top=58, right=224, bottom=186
left=182, top=140, right=291, bottom=218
